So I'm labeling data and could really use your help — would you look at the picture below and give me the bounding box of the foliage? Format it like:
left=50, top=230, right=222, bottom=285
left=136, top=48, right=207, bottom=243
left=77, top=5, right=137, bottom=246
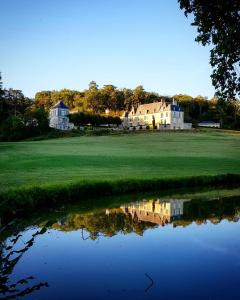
left=0, top=174, right=239, bottom=217
left=0, top=108, right=50, bottom=141
left=69, top=112, right=121, bottom=126
left=178, top=0, right=240, bottom=99
left=34, top=82, right=240, bottom=130
left=0, top=88, right=32, bottom=124
left=0, top=116, right=25, bottom=141
left=34, top=82, right=161, bottom=113
left=173, top=94, right=240, bottom=128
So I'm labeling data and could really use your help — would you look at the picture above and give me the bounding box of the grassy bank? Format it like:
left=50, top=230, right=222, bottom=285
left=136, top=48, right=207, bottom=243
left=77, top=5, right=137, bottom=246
left=0, top=130, right=240, bottom=213
left=1, top=130, right=240, bottom=192
left=0, top=174, right=240, bottom=217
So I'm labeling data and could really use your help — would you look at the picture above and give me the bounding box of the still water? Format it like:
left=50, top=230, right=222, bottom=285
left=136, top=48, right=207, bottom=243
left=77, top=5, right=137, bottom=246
left=1, top=189, right=240, bottom=300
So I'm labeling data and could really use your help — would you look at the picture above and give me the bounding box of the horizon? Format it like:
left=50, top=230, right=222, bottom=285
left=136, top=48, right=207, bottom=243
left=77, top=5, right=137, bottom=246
left=1, top=0, right=215, bottom=99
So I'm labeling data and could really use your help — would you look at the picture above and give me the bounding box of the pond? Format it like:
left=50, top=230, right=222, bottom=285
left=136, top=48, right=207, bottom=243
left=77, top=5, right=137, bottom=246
left=1, top=188, right=240, bottom=300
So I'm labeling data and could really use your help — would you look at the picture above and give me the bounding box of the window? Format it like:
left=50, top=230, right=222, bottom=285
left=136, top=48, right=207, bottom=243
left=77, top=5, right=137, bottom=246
left=166, top=112, right=168, bottom=117
left=161, top=113, right=163, bottom=118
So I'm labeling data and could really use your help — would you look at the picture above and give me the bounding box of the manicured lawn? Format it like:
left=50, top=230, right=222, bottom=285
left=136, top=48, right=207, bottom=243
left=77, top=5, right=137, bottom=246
left=0, top=130, right=240, bottom=192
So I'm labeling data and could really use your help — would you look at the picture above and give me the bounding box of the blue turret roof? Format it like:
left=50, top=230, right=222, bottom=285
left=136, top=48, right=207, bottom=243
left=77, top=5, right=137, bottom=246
left=53, top=101, right=69, bottom=109
left=171, top=104, right=183, bottom=112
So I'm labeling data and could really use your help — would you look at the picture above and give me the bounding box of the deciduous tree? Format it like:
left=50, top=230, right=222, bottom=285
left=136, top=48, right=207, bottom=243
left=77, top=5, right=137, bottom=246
left=178, top=0, right=240, bottom=99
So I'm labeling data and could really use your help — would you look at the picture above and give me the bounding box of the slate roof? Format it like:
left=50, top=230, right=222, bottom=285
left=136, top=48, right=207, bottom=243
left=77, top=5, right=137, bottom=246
left=199, top=121, right=218, bottom=124
left=135, top=102, right=166, bottom=115
left=52, top=101, right=69, bottom=109
left=135, top=101, right=182, bottom=115
left=171, top=104, right=182, bottom=112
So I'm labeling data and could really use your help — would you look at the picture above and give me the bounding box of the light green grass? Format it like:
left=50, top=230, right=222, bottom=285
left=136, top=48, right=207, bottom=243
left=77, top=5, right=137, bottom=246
left=0, top=130, right=240, bottom=192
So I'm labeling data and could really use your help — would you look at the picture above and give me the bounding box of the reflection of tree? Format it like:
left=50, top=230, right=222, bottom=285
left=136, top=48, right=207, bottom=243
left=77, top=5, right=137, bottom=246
left=176, top=196, right=240, bottom=226
left=52, top=196, right=240, bottom=235
left=0, top=225, right=48, bottom=300
left=53, top=211, right=157, bottom=239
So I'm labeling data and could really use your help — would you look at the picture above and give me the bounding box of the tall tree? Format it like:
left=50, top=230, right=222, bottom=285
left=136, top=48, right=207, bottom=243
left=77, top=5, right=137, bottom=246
left=123, top=88, right=134, bottom=111
left=85, top=81, right=103, bottom=113
left=178, top=0, right=240, bottom=99
left=35, top=91, right=53, bottom=111
left=0, top=73, right=4, bottom=121
left=132, top=85, right=146, bottom=108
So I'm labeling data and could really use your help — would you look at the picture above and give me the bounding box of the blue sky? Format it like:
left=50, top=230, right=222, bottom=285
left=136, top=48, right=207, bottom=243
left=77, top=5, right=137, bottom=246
left=1, top=0, right=215, bottom=98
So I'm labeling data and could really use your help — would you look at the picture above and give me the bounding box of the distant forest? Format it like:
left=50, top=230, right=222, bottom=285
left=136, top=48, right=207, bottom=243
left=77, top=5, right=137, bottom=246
left=1, top=77, right=240, bottom=141
left=35, top=81, right=240, bottom=127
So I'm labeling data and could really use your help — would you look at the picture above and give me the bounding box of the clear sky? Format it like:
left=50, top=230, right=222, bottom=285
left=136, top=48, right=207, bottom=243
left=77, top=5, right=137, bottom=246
left=1, top=0, right=215, bottom=98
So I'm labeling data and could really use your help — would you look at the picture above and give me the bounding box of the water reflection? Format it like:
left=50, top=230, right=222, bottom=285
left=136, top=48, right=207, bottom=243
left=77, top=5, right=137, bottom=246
left=51, top=195, right=240, bottom=239
left=1, top=191, right=240, bottom=300
left=0, top=226, right=49, bottom=300
left=119, top=199, right=189, bottom=226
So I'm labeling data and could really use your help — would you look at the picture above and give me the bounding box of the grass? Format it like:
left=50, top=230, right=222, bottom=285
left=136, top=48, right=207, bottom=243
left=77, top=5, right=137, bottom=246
left=0, top=129, right=240, bottom=214
left=0, top=130, right=240, bottom=193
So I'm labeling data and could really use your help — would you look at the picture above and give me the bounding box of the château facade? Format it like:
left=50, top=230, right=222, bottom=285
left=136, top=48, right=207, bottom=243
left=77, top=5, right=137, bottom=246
left=49, top=101, right=74, bottom=130
left=121, top=99, right=192, bottom=130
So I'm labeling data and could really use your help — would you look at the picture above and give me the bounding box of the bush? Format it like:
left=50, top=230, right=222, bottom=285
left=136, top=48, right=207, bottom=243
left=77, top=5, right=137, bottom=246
left=69, top=112, right=121, bottom=127
left=0, top=174, right=239, bottom=218
left=0, top=108, right=51, bottom=141
left=0, top=116, right=25, bottom=141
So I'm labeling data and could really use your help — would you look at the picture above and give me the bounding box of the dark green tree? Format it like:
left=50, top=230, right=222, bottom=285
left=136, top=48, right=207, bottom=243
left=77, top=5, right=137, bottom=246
left=178, top=0, right=240, bottom=99
left=85, top=81, right=104, bottom=113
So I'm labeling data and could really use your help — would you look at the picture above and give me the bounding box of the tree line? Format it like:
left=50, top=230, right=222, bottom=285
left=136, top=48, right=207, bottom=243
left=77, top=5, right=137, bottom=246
left=35, top=81, right=240, bottom=129
left=35, top=81, right=161, bottom=113
left=0, top=75, right=49, bottom=141
left=1, top=74, right=240, bottom=141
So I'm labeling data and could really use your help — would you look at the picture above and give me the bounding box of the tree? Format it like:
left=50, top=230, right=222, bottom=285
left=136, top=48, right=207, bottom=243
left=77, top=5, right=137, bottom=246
left=132, top=85, right=146, bottom=108
left=0, top=73, right=4, bottom=121
left=101, top=85, right=124, bottom=112
left=85, top=81, right=104, bottom=113
left=0, top=87, right=31, bottom=123
left=35, top=91, right=53, bottom=111
left=178, top=0, right=240, bottom=99
left=123, top=88, right=134, bottom=111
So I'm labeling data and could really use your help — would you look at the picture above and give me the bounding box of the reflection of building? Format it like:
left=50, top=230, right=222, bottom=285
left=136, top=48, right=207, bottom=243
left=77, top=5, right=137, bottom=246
left=49, top=101, right=74, bottom=130
left=120, top=199, right=190, bottom=226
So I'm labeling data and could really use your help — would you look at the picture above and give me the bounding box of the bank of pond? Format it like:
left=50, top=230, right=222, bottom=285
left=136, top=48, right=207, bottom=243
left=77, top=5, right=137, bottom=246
left=1, top=174, right=240, bottom=220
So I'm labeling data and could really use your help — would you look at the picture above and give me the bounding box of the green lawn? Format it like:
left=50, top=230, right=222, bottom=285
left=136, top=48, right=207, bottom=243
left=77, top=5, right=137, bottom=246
left=0, top=130, right=240, bottom=192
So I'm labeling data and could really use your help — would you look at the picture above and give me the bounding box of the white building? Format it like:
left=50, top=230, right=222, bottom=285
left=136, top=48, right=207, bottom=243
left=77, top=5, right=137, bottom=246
left=49, top=101, right=74, bottom=130
left=198, top=121, right=220, bottom=128
left=121, top=99, right=192, bottom=130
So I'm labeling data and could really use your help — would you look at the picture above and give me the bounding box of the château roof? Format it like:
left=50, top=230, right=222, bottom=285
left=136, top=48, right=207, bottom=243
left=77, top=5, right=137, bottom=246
left=52, top=101, right=69, bottom=109
left=134, top=100, right=182, bottom=115
left=135, top=102, right=165, bottom=115
left=171, top=104, right=182, bottom=112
